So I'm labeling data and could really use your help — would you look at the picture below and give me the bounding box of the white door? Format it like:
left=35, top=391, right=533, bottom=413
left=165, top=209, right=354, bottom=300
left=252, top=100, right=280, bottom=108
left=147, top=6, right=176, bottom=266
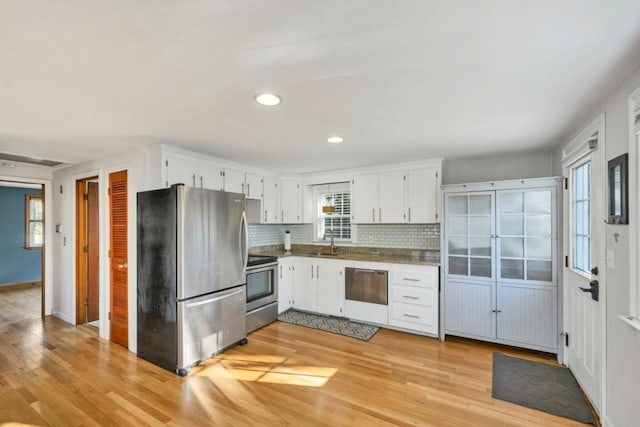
left=262, top=177, right=278, bottom=223
left=565, top=152, right=603, bottom=413
left=279, top=178, right=301, bottom=223
left=223, top=168, right=245, bottom=194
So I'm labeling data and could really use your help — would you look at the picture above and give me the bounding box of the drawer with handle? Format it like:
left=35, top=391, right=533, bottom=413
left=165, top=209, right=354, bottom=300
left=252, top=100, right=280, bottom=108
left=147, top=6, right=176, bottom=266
left=391, top=267, right=438, bottom=288
left=390, top=284, right=434, bottom=307
left=389, top=302, right=435, bottom=332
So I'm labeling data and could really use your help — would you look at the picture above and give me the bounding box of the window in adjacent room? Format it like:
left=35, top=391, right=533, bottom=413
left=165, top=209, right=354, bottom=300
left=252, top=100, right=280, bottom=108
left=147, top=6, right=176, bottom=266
left=25, top=194, right=43, bottom=249
left=314, top=183, right=351, bottom=242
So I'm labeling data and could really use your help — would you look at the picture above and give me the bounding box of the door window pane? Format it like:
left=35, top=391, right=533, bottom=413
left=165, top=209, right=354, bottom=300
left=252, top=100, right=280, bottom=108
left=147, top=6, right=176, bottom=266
left=501, top=237, right=524, bottom=258
left=527, top=260, right=552, bottom=282
left=448, top=237, right=468, bottom=255
left=525, top=191, right=551, bottom=214
left=501, top=259, right=524, bottom=280
left=501, top=215, right=523, bottom=235
left=572, top=160, right=591, bottom=273
left=470, top=195, right=491, bottom=215
left=526, top=215, right=551, bottom=236
left=500, top=193, right=523, bottom=213
left=448, top=256, right=468, bottom=275
left=470, top=237, right=491, bottom=256
left=448, top=196, right=468, bottom=215
left=527, top=237, right=552, bottom=259
left=470, top=257, right=491, bottom=278
left=470, top=216, right=491, bottom=235
left=448, top=217, right=467, bottom=235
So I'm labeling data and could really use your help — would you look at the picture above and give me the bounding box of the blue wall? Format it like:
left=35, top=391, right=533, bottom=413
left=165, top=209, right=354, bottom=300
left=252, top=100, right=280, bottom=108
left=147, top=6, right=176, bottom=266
left=0, top=186, right=42, bottom=285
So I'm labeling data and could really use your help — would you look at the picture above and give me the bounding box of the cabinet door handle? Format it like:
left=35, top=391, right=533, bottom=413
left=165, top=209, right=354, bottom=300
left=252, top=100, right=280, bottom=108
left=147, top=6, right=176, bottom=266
left=403, top=278, right=420, bottom=282
left=403, top=314, right=420, bottom=319
left=408, top=207, right=411, bottom=222
left=279, top=266, right=283, bottom=279
left=200, top=176, right=204, bottom=188
left=241, top=182, right=245, bottom=194
left=316, top=265, right=319, bottom=278
left=372, top=208, right=375, bottom=222
left=192, top=174, right=196, bottom=187
left=311, top=266, right=314, bottom=278
left=492, top=309, right=502, bottom=313
left=379, top=208, right=382, bottom=222
left=281, top=210, right=284, bottom=223
left=264, top=210, right=267, bottom=222
left=247, top=183, right=250, bottom=197
left=402, top=295, right=420, bottom=300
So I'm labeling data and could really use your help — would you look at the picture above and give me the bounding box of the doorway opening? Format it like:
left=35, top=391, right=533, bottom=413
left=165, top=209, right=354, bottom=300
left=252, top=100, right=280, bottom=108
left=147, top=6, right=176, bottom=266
left=0, top=180, right=44, bottom=325
left=75, top=177, right=100, bottom=327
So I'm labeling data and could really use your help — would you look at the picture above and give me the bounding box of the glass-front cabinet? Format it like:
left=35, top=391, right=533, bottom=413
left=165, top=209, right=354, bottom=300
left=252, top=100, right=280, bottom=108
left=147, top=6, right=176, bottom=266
left=443, top=179, right=559, bottom=353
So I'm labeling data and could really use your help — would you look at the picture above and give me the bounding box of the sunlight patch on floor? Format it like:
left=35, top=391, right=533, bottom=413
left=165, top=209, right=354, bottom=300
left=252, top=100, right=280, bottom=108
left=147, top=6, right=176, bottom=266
left=193, top=354, right=338, bottom=387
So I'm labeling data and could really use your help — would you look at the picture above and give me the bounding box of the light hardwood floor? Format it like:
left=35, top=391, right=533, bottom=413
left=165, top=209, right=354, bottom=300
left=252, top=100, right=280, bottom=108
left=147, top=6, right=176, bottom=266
left=0, top=285, right=41, bottom=325
left=0, top=317, right=592, bottom=426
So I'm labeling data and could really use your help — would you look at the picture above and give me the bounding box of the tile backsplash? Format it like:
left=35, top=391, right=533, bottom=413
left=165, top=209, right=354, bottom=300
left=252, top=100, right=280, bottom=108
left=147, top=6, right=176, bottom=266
left=248, top=223, right=440, bottom=250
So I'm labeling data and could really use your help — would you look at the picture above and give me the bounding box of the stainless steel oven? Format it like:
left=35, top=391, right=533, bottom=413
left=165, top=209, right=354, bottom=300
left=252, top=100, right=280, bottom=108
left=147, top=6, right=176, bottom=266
left=246, top=255, right=278, bottom=332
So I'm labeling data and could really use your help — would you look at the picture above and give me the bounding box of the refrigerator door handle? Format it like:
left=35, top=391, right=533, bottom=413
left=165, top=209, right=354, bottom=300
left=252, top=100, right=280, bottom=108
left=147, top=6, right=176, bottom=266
left=240, top=210, right=249, bottom=272
left=184, top=286, right=245, bottom=308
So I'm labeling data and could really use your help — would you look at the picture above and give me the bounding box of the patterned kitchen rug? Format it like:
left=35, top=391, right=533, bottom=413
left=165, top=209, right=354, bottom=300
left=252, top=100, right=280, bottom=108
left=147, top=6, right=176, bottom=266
left=492, top=353, right=594, bottom=424
left=278, top=309, right=379, bottom=341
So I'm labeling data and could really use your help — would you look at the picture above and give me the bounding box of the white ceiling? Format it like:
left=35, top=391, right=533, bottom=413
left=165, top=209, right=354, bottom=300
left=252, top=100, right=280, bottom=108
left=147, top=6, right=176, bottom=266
left=0, top=0, right=638, bottom=173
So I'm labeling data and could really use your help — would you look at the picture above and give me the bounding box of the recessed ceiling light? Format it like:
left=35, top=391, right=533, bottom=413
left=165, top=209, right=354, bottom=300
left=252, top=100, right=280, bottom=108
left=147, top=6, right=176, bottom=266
left=327, top=136, right=344, bottom=144
left=254, top=93, right=282, bottom=106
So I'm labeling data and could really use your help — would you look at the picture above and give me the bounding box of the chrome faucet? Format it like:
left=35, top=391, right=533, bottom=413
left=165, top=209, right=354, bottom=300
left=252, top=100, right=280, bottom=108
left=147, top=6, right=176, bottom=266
left=330, top=232, right=336, bottom=254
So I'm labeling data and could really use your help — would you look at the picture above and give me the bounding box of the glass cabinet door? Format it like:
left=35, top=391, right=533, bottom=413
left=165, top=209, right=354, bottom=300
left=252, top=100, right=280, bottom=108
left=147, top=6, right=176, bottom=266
left=497, top=189, right=554, bottom=283
left=446, top=193, right=494, bottom=280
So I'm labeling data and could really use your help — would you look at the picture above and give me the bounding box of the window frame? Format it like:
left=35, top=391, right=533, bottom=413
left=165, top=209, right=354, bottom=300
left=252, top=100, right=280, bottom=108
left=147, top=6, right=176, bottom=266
left=25, top=194, right=43, bottom=249
left=570, top=157, right=592, bottom=277
left=312, top=183, right=352, bottom=243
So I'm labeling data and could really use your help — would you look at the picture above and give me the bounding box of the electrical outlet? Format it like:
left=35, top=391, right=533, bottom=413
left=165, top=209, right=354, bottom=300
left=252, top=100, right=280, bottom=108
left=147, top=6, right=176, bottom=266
left=368, top=235, right=374, bottom=243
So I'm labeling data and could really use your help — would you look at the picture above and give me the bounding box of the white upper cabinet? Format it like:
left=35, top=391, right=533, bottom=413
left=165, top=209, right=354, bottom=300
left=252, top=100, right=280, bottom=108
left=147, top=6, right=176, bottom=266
left=351, top=162, right=441, bottom=224
left=245, top=173, right=263, bottom=200
left=223, top=168, right=245, bottom=194
left=406, top=167, right=439, bottom=223
left=351, top=173, right=379, bottom=223
left=279, top=177, right=301, bottom=224
left=262, top=176, right=278, bottom=223
left=379, top=170, right=406, bottom=223
left=199, top=160, right=224, bottom=191
left=165, top=153, right=197, bottom=187
left=164, top=153, right=223, bottom=190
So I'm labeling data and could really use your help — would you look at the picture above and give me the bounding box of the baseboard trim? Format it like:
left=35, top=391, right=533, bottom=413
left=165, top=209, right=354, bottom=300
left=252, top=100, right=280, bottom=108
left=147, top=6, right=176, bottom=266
left=0, top=281, right=42, bottom=291
left=53, top=311, right=73, bottom=325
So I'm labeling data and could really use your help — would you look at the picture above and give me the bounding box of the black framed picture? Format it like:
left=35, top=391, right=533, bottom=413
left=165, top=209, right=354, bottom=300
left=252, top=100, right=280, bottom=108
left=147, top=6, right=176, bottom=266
left=608, top=153, right=628, bottom=224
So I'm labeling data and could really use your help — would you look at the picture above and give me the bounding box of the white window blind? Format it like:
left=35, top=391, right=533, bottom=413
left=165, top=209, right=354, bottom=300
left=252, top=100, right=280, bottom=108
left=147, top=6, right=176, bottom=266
left=313, top=182, right=351, bottom=241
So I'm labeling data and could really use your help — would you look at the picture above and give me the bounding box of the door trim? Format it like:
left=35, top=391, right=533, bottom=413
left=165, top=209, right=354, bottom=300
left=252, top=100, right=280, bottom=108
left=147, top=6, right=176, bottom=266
left=561, top=113, right=607, bottom=417
left=0, top=177, right=50, bottom=318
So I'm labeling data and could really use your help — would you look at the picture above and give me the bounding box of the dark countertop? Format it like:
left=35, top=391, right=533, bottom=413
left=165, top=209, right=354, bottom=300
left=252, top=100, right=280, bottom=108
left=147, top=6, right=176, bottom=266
left=250, top=244, right=440, bottom=267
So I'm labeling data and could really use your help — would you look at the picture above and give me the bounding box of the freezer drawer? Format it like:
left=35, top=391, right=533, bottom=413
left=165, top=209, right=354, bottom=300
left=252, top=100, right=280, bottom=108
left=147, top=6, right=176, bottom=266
left=177, top=285, right=247, bottom=375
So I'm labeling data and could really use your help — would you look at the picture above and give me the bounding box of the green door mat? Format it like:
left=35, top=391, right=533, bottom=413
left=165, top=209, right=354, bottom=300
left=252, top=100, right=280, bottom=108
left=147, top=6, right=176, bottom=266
left=492, top=353, right=594, bottom=424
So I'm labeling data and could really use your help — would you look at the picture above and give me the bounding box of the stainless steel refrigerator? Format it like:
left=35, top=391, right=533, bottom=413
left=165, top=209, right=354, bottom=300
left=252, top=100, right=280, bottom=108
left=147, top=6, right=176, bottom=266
left=137, top=184, right=248, bottom=375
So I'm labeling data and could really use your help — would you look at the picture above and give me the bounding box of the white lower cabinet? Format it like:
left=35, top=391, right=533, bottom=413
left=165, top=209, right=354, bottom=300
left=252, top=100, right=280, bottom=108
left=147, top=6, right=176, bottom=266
left=284, top=256, right=440, bottom=337
left=388, top=265, right=439, bottom=335
left=315, top=261, right=344, bottom=317
left=293, top=258, right=317, bottom=312
left=291, top=258, right=343, bottom=315
left=444, top=280, right=494, bottom=340
left=277, top=258, right=294, bottom=314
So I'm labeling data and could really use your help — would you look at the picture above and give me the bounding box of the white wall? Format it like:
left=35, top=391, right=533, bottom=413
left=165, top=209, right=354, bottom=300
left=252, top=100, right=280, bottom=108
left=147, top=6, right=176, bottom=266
left=51, top=147, right=151, bottom=354
left=442, top=150, right=554, bottom=185
left=553, top=63, right=640, bottom=427
left=0, top=162, right=53, bottom=317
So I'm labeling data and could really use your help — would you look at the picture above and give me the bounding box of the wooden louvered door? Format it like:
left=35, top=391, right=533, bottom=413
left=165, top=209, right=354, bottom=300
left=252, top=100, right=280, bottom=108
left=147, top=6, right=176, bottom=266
left=109, top=170, right=128, bottom=348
